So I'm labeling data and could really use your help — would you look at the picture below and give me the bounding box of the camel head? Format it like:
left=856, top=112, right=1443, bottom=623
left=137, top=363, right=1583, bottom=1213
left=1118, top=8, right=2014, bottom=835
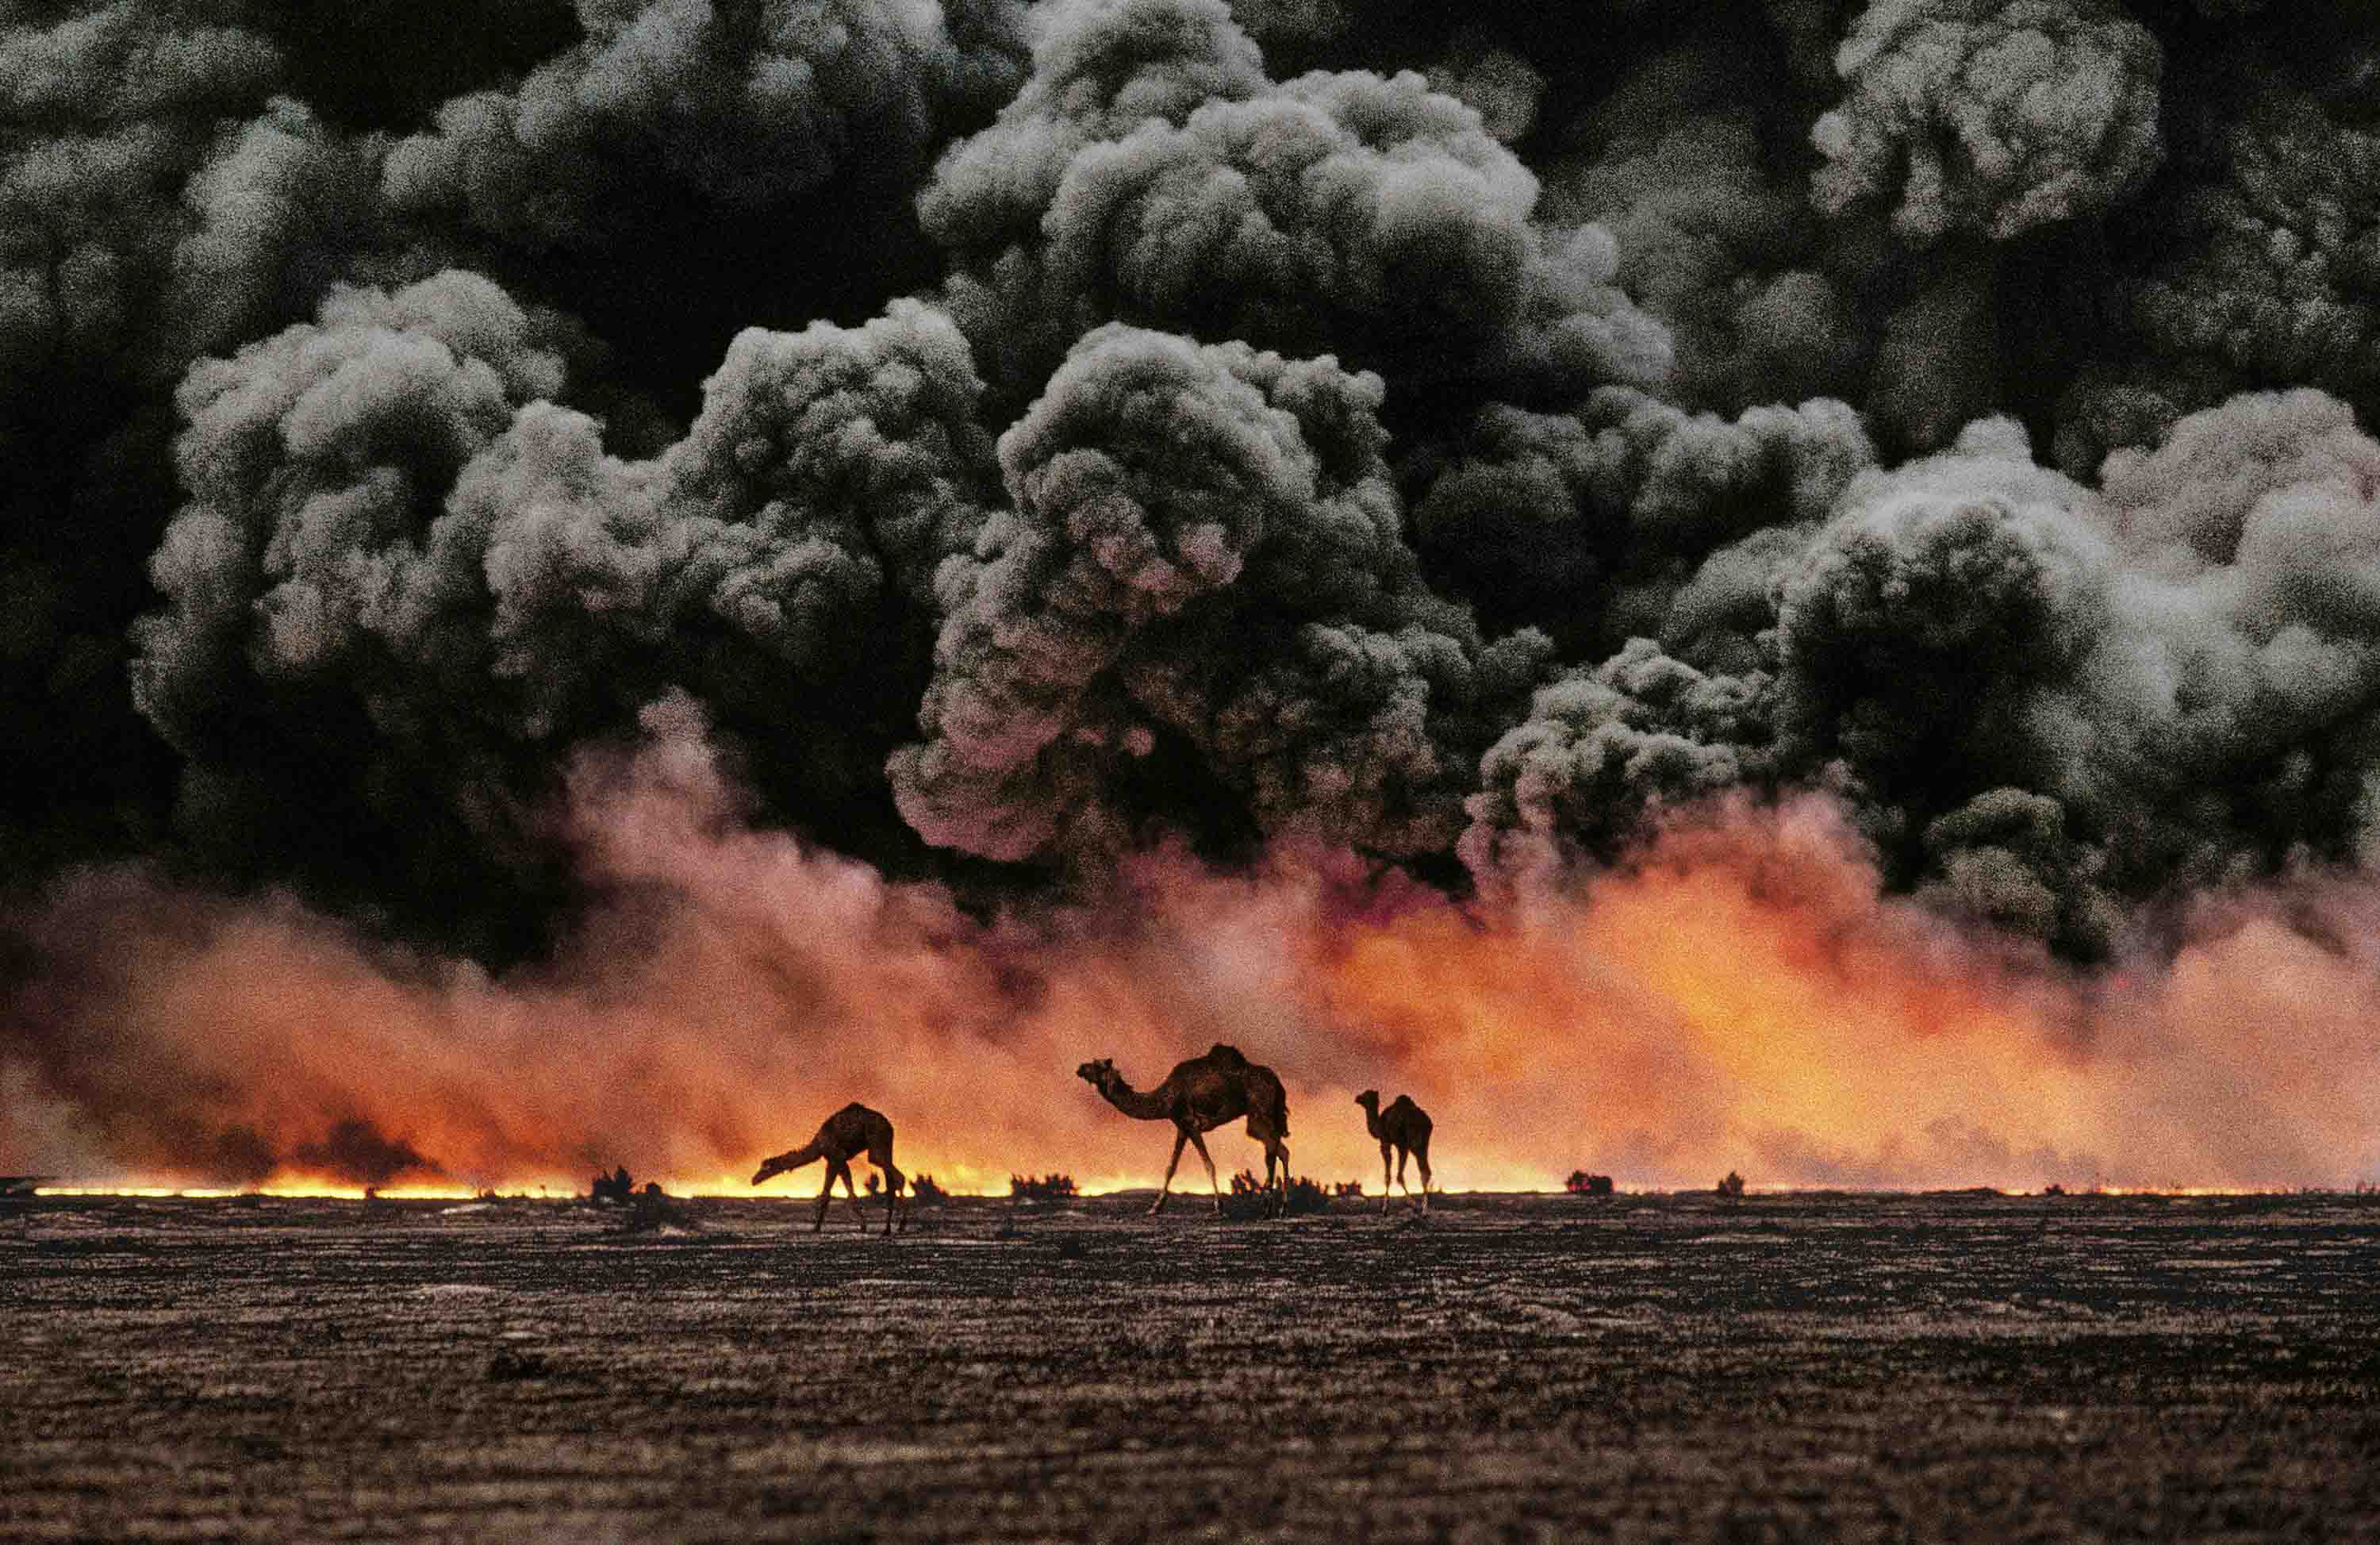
left=1076, top=1058, right=1118, bottom=1094
left=1354, top=1090, right=1380, bottom=1113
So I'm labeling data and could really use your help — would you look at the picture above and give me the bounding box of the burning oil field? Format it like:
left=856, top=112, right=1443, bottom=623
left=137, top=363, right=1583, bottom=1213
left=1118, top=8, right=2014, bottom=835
left=6, top=0, right=2380, bottom=1535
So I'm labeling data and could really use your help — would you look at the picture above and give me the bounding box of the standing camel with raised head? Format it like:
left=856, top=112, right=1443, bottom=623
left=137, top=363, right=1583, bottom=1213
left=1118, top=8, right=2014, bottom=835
left=751, top=1102, right=906, bottom=1236
left=1077, top=1044, right=1290, bottom=1216
left=1355, top=1090, right=1432, bottom=1213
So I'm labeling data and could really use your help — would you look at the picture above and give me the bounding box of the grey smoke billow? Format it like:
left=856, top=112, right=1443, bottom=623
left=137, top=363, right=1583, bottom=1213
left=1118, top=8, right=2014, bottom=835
left=132, top=269, right=574, bottom=772
left=1464, top=384, right=2380, bottom=955
left=1549, top=111, right=1860, bottom=413
left=382, top=0, right=1031, bottom=250
left=1810, top=0, right=2164, bottom=245
left=919, top=0, right=1670, bottom=406
left=1407, top=387, right=1874, bottom=652
left=133, top=273, right=997, bottom=920
left=1222, top=0, right=1355, bottom=51
left=1426, top=31, right=1546, bottom=147
left=0, top=3, right=384, bottom=409
left=1, top=0, right=2378, bottom=969
left=1542, top=40, right=1864, bottom=414
left=1461, top=636, right=1775, bottom=884
left=2055, top=52, right=2380, bottom=472
left=889, top=321, right=1549, bottom=863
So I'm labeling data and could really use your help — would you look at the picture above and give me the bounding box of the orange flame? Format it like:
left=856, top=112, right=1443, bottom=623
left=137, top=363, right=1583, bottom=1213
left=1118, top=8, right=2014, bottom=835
left=6, top=732, right=2379, bottom=1197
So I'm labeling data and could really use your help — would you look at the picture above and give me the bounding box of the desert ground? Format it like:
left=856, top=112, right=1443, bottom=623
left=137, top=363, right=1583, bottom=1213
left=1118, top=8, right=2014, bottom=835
left=2, top=1189, right=2375, bottom=1542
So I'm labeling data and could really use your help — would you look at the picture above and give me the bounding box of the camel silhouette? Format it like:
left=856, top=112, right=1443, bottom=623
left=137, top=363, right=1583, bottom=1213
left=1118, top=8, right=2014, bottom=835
left=751, top=1102, right=905, bottom=1236
left=1355, top=1090, right=1433, bottom=1213
left=1077, top=1044, right=1290, bottom=1216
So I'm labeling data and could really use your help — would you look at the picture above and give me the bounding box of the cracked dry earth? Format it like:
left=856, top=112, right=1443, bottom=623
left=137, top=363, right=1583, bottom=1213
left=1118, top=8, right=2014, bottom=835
left=2, top=1192, right=2376, bottom=1542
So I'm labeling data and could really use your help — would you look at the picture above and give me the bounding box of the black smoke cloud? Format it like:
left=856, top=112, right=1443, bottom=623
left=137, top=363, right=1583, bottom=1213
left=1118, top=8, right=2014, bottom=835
left=0, top=0, right=2378, bottom=971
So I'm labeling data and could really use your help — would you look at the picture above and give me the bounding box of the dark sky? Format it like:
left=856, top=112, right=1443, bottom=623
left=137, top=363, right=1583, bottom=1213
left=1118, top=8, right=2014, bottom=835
left=6, top=0, right=2380, bottom=969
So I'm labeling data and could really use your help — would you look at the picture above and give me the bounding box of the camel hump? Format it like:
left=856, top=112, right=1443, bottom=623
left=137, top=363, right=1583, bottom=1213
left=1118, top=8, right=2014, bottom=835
left=1204, top=1042, right=1250, bottom=1067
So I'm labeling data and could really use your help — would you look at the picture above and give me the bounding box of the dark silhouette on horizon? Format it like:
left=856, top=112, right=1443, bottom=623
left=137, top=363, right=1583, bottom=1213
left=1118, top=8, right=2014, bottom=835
left=752, top=1103, right=906, bottom=1236
left=1356, top=1091, right=1434, bottom=1214
left=1077, top=1044, right=1290, bottom=1216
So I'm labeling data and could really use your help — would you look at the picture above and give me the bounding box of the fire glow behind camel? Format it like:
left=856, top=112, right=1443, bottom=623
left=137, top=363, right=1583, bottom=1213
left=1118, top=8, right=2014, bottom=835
left=6, top=713, right=2377, bottom=1200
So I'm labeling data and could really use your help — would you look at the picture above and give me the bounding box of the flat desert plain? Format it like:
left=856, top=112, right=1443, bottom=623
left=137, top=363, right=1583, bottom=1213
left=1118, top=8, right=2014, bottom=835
left=3, top=1191, right=2375, bottom=1542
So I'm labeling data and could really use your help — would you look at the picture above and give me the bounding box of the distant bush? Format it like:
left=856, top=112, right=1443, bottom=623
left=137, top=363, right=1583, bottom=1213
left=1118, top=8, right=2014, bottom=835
left=1221, top=1170, right=1331, bottom=1220
left=2042, top=1183, right=2066, bottom=1197
left=910, top=1174, right=950, bottom=1205
left=1330, top=1180, right=1365, bottom=1199
left=1717, top=1170, right=1746, bottom=1197
left=1010, top=1173, right=1078, bottom=1201
left=620, top=1182, right=697, bottom=1234
left=1567, top=1171, right=1614, bottom=1196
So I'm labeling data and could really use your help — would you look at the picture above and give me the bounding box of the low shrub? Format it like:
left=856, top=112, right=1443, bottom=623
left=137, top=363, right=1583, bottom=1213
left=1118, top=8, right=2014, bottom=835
left=1010, top=1172, right=1078, bottom=1201
left=1566, top=1171, right=1614, bottom=1196
left=1717, top=1170, right=1746, bottom=1197
left=1221, top=1170, right=1332, bottom=1220
left=910, top=1174, right=950, bottom=1204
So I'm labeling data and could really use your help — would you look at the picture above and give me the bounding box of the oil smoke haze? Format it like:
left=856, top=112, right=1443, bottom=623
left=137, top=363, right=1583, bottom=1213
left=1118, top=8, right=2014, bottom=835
left=7, top=0, right=2380, bottom=1192
left=6, top=705, right=2374, bottom=1194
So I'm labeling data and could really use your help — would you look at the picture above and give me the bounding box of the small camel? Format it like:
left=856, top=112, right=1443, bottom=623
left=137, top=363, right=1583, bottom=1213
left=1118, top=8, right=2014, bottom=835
left=1355, top=1090, right=1432, bottom=1213
left=750, top=1102, right=906, bottom=1236
left=1077, top=1044, right=1291, bottom=1216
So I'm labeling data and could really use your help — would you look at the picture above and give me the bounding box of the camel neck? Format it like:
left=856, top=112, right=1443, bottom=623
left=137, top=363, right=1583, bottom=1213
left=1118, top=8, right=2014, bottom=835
left=770, top=1141, right=823, bottom=1170
left=1100, top=1079, right=1173, bottom=1120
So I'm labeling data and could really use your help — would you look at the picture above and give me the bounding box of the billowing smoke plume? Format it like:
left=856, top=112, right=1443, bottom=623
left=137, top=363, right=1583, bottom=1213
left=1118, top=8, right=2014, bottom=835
left=1810, top=0, right=2164, bottom=245
left=918, top=0, right=1671, bottom=408
left=888, top=321, right=1550, bottom=863
left=382, top=0, right=1029, bottom=252
left=9, top=0, right=2380, bottom=1189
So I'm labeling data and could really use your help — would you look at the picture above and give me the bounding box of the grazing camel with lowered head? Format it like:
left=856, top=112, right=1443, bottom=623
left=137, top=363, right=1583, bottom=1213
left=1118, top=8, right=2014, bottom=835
left=1355, top=1090, right=1432, bottom=1213
left=751, top=1102, right=905, bottom=1236
left=1077, top=1044, right=1290, bottom=1216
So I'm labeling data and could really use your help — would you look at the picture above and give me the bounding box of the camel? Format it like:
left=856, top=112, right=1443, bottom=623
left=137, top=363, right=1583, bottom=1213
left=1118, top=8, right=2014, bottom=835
left=1077, top=1044, right=1291, bottom=1216
left=750, top=1102, right=905, bottom=1236
left=1354, top=1090, right=1432, bottom=1214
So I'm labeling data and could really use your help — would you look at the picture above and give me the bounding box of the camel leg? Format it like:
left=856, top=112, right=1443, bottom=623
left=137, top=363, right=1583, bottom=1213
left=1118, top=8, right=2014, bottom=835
left=813, top=1166, right=834, bottom=1233
left=1395, top=1147, right=1412, bottom=1208
left=1187, top=1128, right=1222, bottom=1214
left=1415, top=1148, right=1431, bottom=1213
left=1380, top=1142, right=1393, bottom=1216
left=881, top=1163, right=905, bottom=1238
left=1268, top=1139, right=1289, bottom=1217
left=1150, top=1128, right=1189, bottom=1216
left=840, top=1164, right=871, bottom=1230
